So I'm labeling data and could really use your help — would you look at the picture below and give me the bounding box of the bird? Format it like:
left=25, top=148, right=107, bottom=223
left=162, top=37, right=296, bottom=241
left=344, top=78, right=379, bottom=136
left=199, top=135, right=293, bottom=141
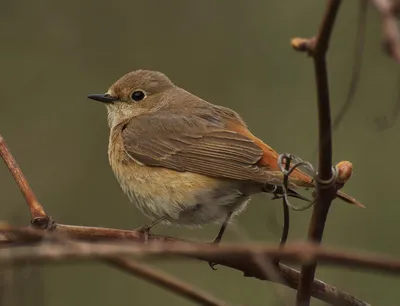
left=87, top=69, right=363, bottom=243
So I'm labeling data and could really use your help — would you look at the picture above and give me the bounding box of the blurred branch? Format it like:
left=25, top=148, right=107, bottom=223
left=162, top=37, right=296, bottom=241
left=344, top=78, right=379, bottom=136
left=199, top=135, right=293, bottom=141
left=366, top=0, right=400, bottom=130
left=375, top=71, right=400, bottom=130
left=332, top=0, right=367, bottom=131
left=107, top=258, right=228, bottom=306
left=369, top=0, right=400, bottom=63
left=292, top=1, right=342, bottom=305
left=0, top=227, right=386, bottom=306
left=2, top=227, right=400, bottom=277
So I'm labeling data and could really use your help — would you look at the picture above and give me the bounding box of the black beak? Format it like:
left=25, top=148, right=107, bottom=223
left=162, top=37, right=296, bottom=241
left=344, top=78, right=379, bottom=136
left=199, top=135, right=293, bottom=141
left=87, top=93, right=117, bottom=104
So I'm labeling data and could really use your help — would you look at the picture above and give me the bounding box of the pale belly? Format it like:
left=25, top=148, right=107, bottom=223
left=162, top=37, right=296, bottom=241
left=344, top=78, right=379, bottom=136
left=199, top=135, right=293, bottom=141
left=107, top=129, right=263, bottom=226
left=110, top=156, right=252, bottom=226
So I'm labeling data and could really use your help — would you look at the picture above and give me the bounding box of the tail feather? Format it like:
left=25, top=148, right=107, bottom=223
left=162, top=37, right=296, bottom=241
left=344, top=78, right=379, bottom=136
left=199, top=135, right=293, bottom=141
left=288, top=170, right=365, bottom=208
left=336, top=190, right=365, bottom=208
left=265, top=170, right=364, bottom=208
left=284, top=188, right=365, bottom=208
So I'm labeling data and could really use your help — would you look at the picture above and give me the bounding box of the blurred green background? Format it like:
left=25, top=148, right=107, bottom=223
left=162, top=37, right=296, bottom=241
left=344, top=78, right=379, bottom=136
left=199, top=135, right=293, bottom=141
left=1, top=1, right=399, bottom=305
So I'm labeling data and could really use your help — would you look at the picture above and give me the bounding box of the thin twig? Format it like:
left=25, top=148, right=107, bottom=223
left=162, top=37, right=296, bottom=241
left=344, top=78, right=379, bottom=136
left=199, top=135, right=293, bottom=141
left=0, top=135, right=47, bottom=225
left=332, top=0, right=367, bottom=131
left=295, top=1, right=342, bottom=305
left=280, top=155, right=291, bottom=247
left=107, top=258, right=228, bottom=306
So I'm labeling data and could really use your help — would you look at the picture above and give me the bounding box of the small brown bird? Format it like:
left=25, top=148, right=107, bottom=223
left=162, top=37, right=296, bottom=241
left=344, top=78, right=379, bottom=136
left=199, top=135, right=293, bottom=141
left=88, top=70, right=362, bottom=242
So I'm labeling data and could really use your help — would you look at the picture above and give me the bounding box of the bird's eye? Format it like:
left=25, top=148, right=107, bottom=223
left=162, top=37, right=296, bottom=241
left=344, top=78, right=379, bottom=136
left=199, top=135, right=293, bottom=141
left=131, top=90, right=146, bottom=102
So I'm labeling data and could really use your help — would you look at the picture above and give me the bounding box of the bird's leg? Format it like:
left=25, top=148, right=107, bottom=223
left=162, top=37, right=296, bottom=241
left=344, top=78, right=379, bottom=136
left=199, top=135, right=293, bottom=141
left=135, top=215, right=168, bottom=243
left=211, top=213, right=232, bottom=244
left=208, top=212, right=232, bottom=270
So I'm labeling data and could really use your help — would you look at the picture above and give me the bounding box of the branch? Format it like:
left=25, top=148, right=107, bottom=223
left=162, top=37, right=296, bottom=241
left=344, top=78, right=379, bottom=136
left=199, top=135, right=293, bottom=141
left=292, top=1, right=342, bottom=305
left=332, top=0, right=367, bottom=131
left=0, top=225, right=378, bottom=306
left=1, top=227, right=400, bottom=276
left=0, top=135, right=48, bottom=226
left=107, top=258, right=228, bottom=306
left=369, top=0, right=400, bottom=63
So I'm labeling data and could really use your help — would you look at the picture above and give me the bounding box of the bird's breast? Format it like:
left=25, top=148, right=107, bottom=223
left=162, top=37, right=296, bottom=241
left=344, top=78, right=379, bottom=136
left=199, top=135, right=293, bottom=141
left=108, top=129, right=216, bottom=219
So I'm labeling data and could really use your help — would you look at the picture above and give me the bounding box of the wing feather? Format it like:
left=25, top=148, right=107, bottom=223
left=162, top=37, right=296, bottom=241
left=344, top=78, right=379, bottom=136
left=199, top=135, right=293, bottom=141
left=122, top=110, right=274, bottom=183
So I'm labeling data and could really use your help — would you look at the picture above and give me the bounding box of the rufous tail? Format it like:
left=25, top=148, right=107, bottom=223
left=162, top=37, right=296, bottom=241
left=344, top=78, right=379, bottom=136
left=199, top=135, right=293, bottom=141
left=336, top=190, right=365, bottom=208
left=272, top=168, right=365, bottom=208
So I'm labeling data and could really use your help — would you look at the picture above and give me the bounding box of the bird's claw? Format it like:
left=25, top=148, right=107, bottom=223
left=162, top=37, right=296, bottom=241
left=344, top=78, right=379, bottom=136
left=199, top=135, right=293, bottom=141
left=135, top=224, right=151, bottom=243
left=208, top=261, right=218, bottom=270
left=206, top=239, right=221, bottom=270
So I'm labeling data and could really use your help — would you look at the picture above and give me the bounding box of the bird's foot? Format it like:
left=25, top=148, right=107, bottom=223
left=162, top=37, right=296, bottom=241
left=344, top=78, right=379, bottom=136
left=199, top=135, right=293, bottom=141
left=208, top=261, right=218, bottom=270
left=134, top=224, right=152, bottom=243
left=207, top=237, right=222, bottom=270
left=134, top=216, right=168, bottom=243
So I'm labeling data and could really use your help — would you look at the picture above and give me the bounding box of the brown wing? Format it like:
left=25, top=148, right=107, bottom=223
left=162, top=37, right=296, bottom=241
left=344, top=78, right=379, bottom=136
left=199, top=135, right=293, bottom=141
left=121, top=110, right=276, bottom=183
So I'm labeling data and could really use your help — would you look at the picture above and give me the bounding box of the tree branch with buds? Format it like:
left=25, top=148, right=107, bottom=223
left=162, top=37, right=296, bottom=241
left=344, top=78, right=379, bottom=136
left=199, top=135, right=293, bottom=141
left=0, top=133, right=370, bottom=306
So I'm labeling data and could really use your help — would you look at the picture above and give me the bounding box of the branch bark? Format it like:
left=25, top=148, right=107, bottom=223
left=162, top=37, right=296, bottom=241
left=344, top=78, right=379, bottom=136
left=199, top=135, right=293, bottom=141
left=2, top=226, right=400, bottom=277
left=0, top=135, right=47, bottom=224
left=2, top=225, right=390, bottom=306
left=293, top=1, right=342, bottom=305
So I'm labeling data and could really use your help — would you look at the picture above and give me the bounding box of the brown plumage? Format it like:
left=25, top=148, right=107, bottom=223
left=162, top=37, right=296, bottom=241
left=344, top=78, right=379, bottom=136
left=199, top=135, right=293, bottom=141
left=88, top=69, right=363, bottom=238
